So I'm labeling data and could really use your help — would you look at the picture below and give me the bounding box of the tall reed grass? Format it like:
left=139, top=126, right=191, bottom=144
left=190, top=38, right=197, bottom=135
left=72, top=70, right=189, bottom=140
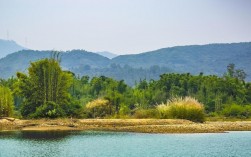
left=157, top=97, right=205, bottom=122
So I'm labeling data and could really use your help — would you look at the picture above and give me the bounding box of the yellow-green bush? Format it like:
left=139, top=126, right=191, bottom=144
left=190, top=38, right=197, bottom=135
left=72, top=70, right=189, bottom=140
left=0, top=86, right=14, bottom=117
left=86, top=98, right=110, bottom=118
left=133, top=109, right=159, bottom=119
left=157, top=97, right=205, bottom=122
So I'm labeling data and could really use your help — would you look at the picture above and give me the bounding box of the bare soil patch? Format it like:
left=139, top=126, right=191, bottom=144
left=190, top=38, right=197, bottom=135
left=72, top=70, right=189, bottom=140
left=1, top=118, right=251, bottom=133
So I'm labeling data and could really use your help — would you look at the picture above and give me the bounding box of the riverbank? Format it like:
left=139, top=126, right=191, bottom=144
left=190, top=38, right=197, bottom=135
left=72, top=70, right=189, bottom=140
left=1, top=118, right=251, bottom=133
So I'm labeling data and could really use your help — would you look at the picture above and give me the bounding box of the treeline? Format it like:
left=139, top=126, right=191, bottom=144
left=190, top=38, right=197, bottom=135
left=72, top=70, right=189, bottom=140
left=71, top=64, right=172, bottom=86
left=0, top=56, right=251, bottom=121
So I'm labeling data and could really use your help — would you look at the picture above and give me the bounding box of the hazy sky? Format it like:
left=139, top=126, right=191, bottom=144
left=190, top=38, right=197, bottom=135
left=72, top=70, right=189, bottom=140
left=0, top=0, right=251, bottom=54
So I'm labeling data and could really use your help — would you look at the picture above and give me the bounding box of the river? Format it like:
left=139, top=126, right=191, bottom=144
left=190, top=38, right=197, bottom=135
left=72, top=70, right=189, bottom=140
left=0, top=131, right=251, bottom=157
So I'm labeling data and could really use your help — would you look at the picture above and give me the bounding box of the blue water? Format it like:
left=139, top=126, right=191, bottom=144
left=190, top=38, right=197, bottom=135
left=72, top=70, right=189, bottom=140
left=0, top=131, right=251, bottom=157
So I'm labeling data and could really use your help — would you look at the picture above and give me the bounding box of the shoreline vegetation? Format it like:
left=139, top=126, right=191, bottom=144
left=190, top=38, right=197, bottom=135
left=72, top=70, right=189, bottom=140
left=1, top=118, right=251, bottom=133
left=1, top=53, right=251, bottom=133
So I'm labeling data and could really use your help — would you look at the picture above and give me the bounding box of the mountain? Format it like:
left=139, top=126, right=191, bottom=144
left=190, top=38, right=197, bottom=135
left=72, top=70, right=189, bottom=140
left=112, top=42, right=251, bottom=79
left=0, top=39, right=26, bottom=59
left=0, top=42, right=250, bottom=84
left=0, top=50, right=110, bottom=79
left=96, top=51, right=117, bottom=59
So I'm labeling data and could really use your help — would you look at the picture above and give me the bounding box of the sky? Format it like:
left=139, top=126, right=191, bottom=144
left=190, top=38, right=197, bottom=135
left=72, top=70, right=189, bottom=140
left=0, top=0, right=251, bottom=54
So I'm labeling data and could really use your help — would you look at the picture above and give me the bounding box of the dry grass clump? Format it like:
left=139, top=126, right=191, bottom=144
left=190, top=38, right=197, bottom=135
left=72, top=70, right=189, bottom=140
left=86, top=99, right=110, bottom=118
left=157, top=97, right=205, bottom=122
left=86, top=99, right=109, bottom=109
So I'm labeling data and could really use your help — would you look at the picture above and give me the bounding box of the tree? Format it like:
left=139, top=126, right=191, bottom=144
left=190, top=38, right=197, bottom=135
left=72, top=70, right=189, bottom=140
left=0, top=86, right=14, bottom=117
left=225, top=63, right=247, bottom=81
left=227, top=63, right=235, bottom=78
left=234, top=69, right=247, bottom=81
left=16, top=54, right=73, bottom=118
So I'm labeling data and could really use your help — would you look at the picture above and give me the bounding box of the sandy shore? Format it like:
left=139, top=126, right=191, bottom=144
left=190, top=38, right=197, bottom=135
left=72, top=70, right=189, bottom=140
left=1, top=118, right=251, bottom=133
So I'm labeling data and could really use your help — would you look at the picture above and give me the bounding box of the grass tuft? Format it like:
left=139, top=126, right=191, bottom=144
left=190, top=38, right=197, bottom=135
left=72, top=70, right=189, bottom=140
left=157, top=97, right=205, bottom=122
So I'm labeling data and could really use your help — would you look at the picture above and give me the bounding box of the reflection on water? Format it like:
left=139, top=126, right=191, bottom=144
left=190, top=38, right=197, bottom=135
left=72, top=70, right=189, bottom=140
left=0, top=131, right=71, bottom=140
left=19, top=131, right=71, bottom=140
left=0, top=131, right=251, bottom=157
left=0, top=131, right=127, bottom=140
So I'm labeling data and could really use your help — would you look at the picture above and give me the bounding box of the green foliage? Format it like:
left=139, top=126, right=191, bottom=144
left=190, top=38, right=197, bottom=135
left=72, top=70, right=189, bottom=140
left=157, top=97, right=205, bottom=122
left=142, top=70, right=249, bottom=113
left=16, top=55, right=73, bottom=118
left=31, top=101, right=65, bottom=118
left=225, top=63, right=247, bottom=81
left=0, top=77, right=22, bottom=110
left=60, top=98, right=82, bottom=118
left=222, top=104, right=251, bottom=118
left=1, top=59, right=251, bottom=120
left=119, top=103, right=130, bottom=116
left=0, top=86, right=14, bottom=117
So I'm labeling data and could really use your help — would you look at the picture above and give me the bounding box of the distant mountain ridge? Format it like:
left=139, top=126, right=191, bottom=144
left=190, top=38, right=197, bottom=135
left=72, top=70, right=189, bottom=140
left=0, top=42, right=250, bottom=84
left=0, top=39, right=117, bottom=59
left=112, top=42, right=251, bottom=78
left=96, top=51, right=117, bottom=59
left=0, top=39, right=26, bottom=59
left=0, top=49, right=110, bottom=79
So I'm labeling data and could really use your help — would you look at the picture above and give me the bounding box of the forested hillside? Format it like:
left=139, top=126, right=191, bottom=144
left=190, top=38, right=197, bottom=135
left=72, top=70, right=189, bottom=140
left=0, top=50, right=110, bottom=78
left=112, top=42, right=251, bottom=79
left=0, top=50, right=172, bottom=85
left=0, top=42, right=250, bottom=85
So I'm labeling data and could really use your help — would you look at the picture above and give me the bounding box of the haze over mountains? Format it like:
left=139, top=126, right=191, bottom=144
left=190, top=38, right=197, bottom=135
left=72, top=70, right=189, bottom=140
left=96, top=51, right=117, bottom=59
left=0, top=39, right=250, bottom=85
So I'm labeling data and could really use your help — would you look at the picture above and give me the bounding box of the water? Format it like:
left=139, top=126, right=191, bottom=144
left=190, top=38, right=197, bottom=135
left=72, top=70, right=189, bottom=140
left=0, top=131, right=251, bottom=157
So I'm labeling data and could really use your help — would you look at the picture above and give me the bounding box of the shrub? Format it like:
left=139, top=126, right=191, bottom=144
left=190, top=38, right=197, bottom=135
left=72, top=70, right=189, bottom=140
left=0, top=86, right=14, bottom=117
left=62, top=99, right=82, bottom=118
left=157, top=97, right=205, bottom=122
left=86, top=98, right=110, bottom=118
left=86, top=99, right=109, bottom=109
left=119, top=103, right=131, bottom=116
left=31, top=101, right=65, bottom=118
left=243, top=105, right=251, bottom=118
left=222, top=104, right=251, bottom=118
left=133, top=109, right=159, bottom=119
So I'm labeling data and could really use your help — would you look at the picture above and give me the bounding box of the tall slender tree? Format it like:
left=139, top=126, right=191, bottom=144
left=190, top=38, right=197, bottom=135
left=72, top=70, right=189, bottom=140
left=16, top=52, right=73, bottom=117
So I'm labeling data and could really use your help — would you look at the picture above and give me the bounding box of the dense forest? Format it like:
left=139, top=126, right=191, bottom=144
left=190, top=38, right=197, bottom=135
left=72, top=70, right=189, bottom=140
left=0, top=54, right=251, bottom=122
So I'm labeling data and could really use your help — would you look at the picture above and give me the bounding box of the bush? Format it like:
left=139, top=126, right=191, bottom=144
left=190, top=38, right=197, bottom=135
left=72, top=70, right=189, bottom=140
left=86, top=99, right=110, bottom=118
left=0, top=86, right=14, bottom=117
left=157, top=97, right=205, bottom=122
left=222, top=104, right=251, bottom=118
left=243, top=106, right=251, bottom=118
left=62, top=98, right=82, bottom=117
left=31, top=101, right=65, bottom=118
left=133, top=109, right=159, bottom=119
left=119, top=103, right=131, bottom=116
